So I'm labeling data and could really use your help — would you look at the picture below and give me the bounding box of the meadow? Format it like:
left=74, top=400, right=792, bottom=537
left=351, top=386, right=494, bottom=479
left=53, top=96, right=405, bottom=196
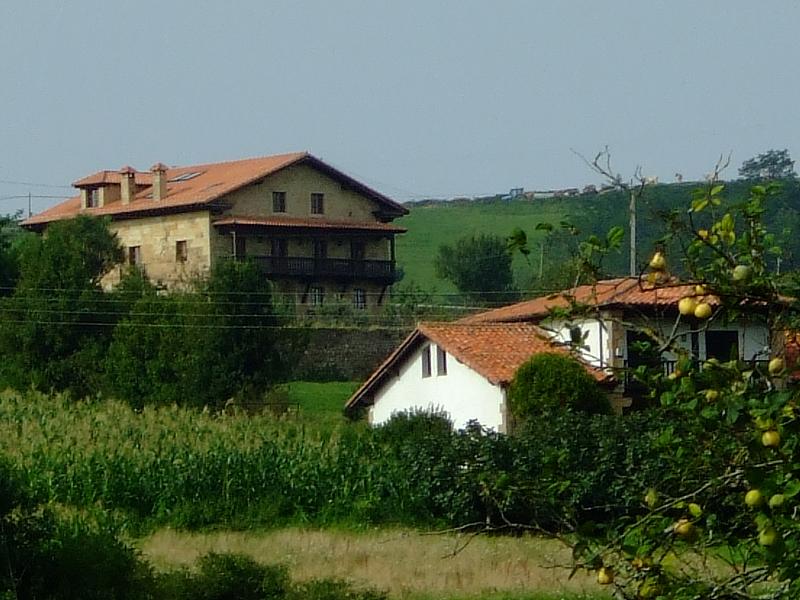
left=393, top=197, right=566, bottom=294
left=140, top=528, right=608, bottom=600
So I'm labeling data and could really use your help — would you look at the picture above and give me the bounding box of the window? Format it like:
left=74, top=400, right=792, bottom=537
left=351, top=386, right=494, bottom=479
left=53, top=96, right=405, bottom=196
left=705, top=330, right=740, bottom=362
left=350, top=240, right=365, bottom=261
left=310, top=286, right=324, bottom=306
left=232, top=236, right=246, bottom=259
left=168, top=171, right=203, bottom=182
left=271, top=238, right=288, bottom=257
left=436, top=346, right=447, bottom=376
left=313, top=240, right=327, bottom=259
left=353, top=288, right=366, bottom=310
left=272, top=191, right=286, bottom=213
left=175, top=240, right=188, bottom=263
left=87, top=188, right=100, bottom=208
left=421, top=346, right=432, bottom=378
left=311, top=192, right=324, bottom=214
left=128, top=245, right=142, bottom=266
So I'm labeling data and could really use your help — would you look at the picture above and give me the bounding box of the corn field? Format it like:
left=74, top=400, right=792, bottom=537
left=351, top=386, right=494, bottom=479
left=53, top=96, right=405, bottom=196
left=0, top=389, right=732, bottom=536
left=0, top=389, right=475, bottom=530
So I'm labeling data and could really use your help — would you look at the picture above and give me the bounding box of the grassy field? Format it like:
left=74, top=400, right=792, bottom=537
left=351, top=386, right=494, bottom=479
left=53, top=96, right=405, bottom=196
left=394, top=198, right=567, bottom=294
left=283, top=380, right=361, bottom=418
left=139, top=528, right=609, bottom=600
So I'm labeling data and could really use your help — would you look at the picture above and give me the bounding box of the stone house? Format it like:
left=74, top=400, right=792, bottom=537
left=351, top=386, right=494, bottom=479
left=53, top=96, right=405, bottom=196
left=23, top=152, right=408, bottom=310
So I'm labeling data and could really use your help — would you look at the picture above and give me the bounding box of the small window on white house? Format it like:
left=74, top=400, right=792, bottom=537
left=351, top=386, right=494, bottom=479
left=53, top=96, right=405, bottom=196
left=421, top=346, right=432, bottom=378
left=436, top=346, right=447, bottom=376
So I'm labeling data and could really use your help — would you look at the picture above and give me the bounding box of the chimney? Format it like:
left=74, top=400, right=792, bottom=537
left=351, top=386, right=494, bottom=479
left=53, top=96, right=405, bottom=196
left=119, top=166, right=136, bottom=205
left=150, top=162, right=168, bottom=201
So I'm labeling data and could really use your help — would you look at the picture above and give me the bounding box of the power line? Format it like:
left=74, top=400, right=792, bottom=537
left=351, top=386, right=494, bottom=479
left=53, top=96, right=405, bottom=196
left=0, top=179, right=72, bottom=189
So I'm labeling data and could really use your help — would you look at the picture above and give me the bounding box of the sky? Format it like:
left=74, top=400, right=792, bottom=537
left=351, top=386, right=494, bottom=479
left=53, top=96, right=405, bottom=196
left=0, top=1, right=798, bottom=215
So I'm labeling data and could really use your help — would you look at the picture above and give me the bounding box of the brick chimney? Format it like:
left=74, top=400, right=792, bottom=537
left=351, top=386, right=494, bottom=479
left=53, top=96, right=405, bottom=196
left=119, top=166, right=136, bottom=205
left=150, top=162, right=168, bottom=201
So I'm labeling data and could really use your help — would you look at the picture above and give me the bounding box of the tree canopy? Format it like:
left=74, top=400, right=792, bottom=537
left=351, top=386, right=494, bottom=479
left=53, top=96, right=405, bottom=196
left=434, top=233, right=516, bottom=303
left=739, top=148, right=796, bottom=180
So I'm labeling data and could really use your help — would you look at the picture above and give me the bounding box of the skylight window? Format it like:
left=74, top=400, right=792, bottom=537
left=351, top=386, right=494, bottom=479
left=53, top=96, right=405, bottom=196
left=168, top=171, right=203, bottom=182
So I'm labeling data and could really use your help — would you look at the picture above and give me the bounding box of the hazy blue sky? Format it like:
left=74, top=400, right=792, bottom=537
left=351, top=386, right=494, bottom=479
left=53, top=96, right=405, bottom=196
left=1, top=1, right=798, bottom=214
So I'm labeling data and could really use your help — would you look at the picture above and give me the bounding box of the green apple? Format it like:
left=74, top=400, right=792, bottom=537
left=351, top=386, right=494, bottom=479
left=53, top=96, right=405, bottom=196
left=649, top=252, right=666, bottom=271
left=732, top=264, right=752, bottom=282
left=678, top=297, right=697, bottom=316
left=769, top=494, right=785, bottom=509
left=744, top=489, right=763, bottom=508
left=694, top=302, right=713, bottom=319
left=596, top=567, right=614, bottom=585
left=762, top=430, right=781, bottom=448
left=768, top=357, right=785, bottom=376
left=759, top=526, right=779, bottom=546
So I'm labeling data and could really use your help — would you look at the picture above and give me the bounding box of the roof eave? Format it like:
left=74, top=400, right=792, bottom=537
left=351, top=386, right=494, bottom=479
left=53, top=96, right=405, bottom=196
left=344, top=328, right=422, bottom=413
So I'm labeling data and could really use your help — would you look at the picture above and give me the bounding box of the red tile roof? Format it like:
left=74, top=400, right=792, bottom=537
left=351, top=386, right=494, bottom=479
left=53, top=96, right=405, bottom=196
left=345, top=321, right=609, bottom=412
left=212, top=215, right=407, bottom=233
left=23, top=152, right=408, bottom=228
left=73, top=170, right=153, bottom=187
left=461, top=277, right=717, bottom=323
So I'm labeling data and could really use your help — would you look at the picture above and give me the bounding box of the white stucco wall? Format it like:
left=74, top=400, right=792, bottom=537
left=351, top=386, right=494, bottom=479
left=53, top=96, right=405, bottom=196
left=543, top=313, right=770, bottom=366
left=368, top=343, right=507, bottom=432
left=544, top=318, right=608, bottom=367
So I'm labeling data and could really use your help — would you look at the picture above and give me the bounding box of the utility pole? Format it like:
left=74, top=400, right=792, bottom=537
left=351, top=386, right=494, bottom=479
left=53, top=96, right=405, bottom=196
left=629, top=187, right=636, bottom=276
left=28, top=192, right=32, bottom=218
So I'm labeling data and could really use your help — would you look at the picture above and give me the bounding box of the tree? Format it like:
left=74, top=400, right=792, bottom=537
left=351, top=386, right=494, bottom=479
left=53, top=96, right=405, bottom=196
left=105, top=259, right=290, bottom=408
left=739, top=149, right=796, bottom=180
left=434, top=233, right=516, bottom=303
left=508, top=352, right=610, bottom=420
left=554, top=174, right=800, bottom=598
left=0, top=216, right=123, bottom=395
left=0, top=214, right=24, bottom=295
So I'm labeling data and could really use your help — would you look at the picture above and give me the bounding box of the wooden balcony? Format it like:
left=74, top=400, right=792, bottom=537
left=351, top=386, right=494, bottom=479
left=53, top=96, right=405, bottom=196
left=237, top=255, right=399, bottom=283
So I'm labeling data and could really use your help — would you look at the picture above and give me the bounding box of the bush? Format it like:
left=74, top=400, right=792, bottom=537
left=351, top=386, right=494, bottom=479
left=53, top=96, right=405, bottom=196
left=289, top=579, right=387, bottom=600
left=508, top=352, right=611, bottom=419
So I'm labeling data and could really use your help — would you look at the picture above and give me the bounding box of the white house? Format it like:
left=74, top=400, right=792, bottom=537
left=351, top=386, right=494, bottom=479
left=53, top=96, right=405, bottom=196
left=344, top=322, right=609, bottom=433
left=462, top=277, right=773, bottom=382
left=347, top=277, right=778, bottom=431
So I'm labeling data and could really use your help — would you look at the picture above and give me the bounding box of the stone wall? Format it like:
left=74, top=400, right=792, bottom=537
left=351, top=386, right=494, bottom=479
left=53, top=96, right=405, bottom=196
left=291, top=326, right=411, bottom=381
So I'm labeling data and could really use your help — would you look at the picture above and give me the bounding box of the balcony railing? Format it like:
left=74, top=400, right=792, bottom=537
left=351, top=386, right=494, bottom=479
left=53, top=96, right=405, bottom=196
left=622, top=359, right=771, bottom=393
left=235, top=255, right=398, bottom=283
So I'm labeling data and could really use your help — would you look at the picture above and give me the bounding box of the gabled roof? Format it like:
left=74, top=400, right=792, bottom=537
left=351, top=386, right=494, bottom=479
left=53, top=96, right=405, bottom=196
left=461, top=277, right=717, bottom=324
left=23, top=152, right=408, bottom=228
left=345, top=321, right=609, bottom=412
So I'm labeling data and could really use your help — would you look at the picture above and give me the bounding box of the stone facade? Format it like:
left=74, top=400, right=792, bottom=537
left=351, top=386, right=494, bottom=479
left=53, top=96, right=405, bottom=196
left=103, top=211, right=212, bottom=288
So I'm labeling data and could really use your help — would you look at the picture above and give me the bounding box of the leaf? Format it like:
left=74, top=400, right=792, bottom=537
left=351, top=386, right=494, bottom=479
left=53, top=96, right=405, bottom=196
left=691, top=198, right=709, bottom=212
left=606, top=226, right=625, bottom=249
left=710, top=184, right=724, bottom=196
left=534, top=222, right=554, bottom=232
left=784, top=480, right=800, bottom=498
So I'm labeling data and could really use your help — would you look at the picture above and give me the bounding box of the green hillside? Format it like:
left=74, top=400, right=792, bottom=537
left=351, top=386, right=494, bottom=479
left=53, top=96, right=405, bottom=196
left=394, top=179, right=800, bottom=294
left=394, top=197, right=567, bottom=295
